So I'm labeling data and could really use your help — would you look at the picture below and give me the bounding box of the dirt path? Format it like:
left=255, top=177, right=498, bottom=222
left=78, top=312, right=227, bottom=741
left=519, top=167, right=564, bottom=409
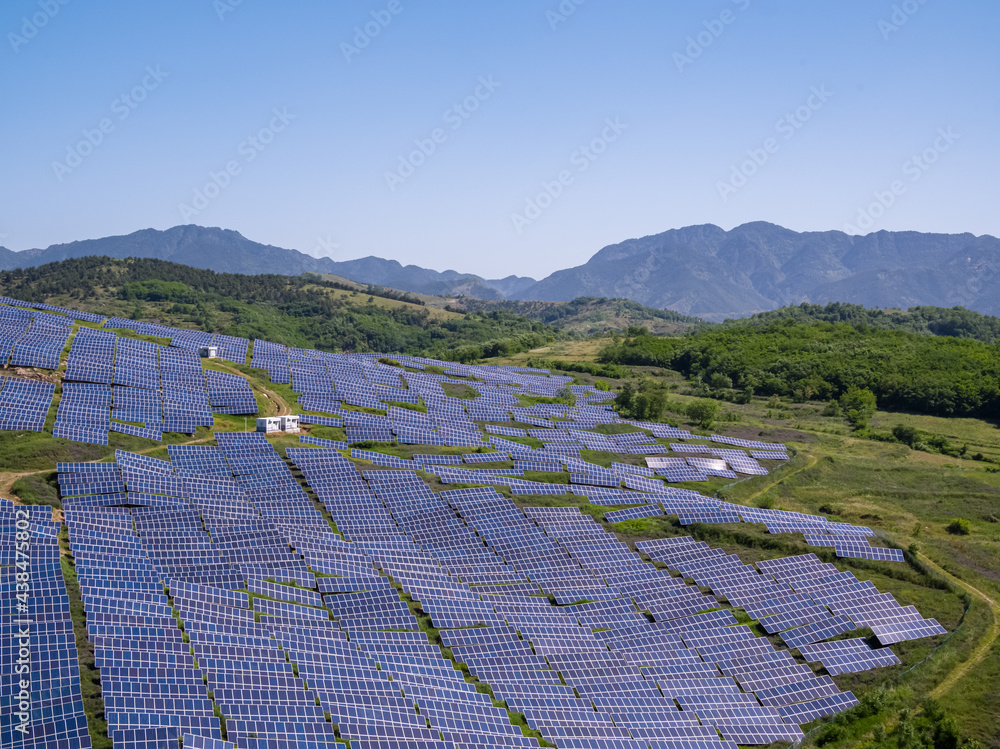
left=0, top=471, right=36, bottom=499
left=743, top=452, right=819, bottom=504
left=2, top=435, right=219, bottom=504
left=917, top=552, right=1000, bottom=699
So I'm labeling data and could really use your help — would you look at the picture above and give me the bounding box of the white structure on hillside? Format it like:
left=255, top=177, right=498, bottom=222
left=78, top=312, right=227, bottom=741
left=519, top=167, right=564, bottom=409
left=256, top=417, right=281, bottom=433
left=198, top=345, right=219, bottom=359
left=257, top=415, right=300, bottom=434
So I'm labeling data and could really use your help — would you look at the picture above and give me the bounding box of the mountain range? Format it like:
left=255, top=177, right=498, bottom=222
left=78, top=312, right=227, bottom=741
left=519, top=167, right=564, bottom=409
left=2, top=223, right=997, bottom=321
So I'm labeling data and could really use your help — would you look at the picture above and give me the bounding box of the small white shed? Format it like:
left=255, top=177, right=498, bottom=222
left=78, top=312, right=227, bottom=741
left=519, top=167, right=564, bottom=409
left=256, top=416, right=281, bottom=433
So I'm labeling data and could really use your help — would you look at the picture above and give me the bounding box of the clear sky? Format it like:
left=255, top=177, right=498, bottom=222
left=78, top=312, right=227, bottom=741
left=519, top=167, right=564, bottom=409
left=1, top=0, right=997, bottom=279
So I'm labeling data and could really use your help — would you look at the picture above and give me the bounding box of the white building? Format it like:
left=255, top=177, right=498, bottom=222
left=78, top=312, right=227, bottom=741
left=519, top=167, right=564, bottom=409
left=256, top=416, right=281, bottom=433
left=199, top=345, right=219, bottom=359
left=256, top=415, right=300, bottom=434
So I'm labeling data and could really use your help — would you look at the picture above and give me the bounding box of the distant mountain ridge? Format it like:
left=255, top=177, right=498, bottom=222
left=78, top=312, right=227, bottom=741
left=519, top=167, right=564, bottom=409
left=512, top=222, right=1000, bottom=321
left=0, top=226, right=534, bottom=300
left=3, top=223, right=998, bottom=321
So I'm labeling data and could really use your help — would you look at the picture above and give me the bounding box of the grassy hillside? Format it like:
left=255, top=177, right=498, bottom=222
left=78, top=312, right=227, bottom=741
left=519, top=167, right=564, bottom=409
left=3, top=279, right=999, bottom=746
left=482, top=345, right=1000, bottom=747
left=452, top=296, right=705, bottom=335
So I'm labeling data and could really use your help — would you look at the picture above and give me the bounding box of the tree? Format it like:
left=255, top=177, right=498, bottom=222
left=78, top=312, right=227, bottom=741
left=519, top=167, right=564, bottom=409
left=840, top=386, right=877, bottom=429
left=687, top=399, right=720, bottom=429
left=614, top=382, right=635, bottom=415
left=633, top=391, right=666, bottom=421
left=555, top=386, right=576, bottom=405
left=594, top=379, right=610, bottom=392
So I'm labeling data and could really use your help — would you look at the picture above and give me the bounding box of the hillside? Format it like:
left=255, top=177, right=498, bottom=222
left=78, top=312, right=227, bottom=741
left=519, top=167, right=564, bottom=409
left=0, top=289, right=995, bottom=748
left=597, top=320, right=1000, bottom=419
left=514, top=223, right=1000, bottom=321
left=0, top=257, right=563, bottom=360
left=485, top=342, right=1000, bottom=747
left=449, top=296, right=706, bottom=336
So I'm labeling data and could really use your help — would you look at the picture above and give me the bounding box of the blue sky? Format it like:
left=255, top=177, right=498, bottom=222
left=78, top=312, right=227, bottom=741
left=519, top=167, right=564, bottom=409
left=1, top=0, right=997, bottom=278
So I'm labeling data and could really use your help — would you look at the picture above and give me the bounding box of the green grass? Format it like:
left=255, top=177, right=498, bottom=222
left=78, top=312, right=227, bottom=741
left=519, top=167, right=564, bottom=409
left=11, top=472, right=60, bottom=507
left=441, top=382, right=478, bottom=400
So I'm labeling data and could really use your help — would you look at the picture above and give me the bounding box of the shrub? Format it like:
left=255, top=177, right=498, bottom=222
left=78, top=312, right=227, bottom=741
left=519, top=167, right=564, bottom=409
left=709, top=372, right=733, bottom=390
left=892, top=424, right=919, bottom=447
left=594, top=379, right=609, bottom=391
left=613, top=518, right=649, bottom=535
left=686, top=400, right=720, bottom=429
left=946, top=518, right=971, bottom=535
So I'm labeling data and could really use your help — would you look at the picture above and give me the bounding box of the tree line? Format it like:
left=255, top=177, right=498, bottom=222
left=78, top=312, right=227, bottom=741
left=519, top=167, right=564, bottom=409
left=598, top=319, right=1000, bottom=418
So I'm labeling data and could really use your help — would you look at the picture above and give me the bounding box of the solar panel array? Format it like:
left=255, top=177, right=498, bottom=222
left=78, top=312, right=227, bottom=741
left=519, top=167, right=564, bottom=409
left=0, top=301, right=73, bottom=370
left=0, top=294, right=953, bottom=747
left=753, top=555, right=946, bottom=647
left=0, top=295, right=106, bottom=324
left=205, top=370, right=257, bottom=415
left=102, top=318, right=249, bottom=365
left=55, top=435, right=950, bottom=748
left=0, top=375, right=55, bottom=432
left=2, top=500, right=91, bottom=749
left=49, top=327, right=256, bottom=443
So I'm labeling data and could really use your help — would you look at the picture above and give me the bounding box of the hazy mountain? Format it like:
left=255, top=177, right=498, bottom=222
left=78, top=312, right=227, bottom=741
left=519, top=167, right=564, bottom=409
left=513, top=222, right=1000, bottom=321
left=0, top=225, right=535, bottom=299
left=3, top=223, right=997, bottom=321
